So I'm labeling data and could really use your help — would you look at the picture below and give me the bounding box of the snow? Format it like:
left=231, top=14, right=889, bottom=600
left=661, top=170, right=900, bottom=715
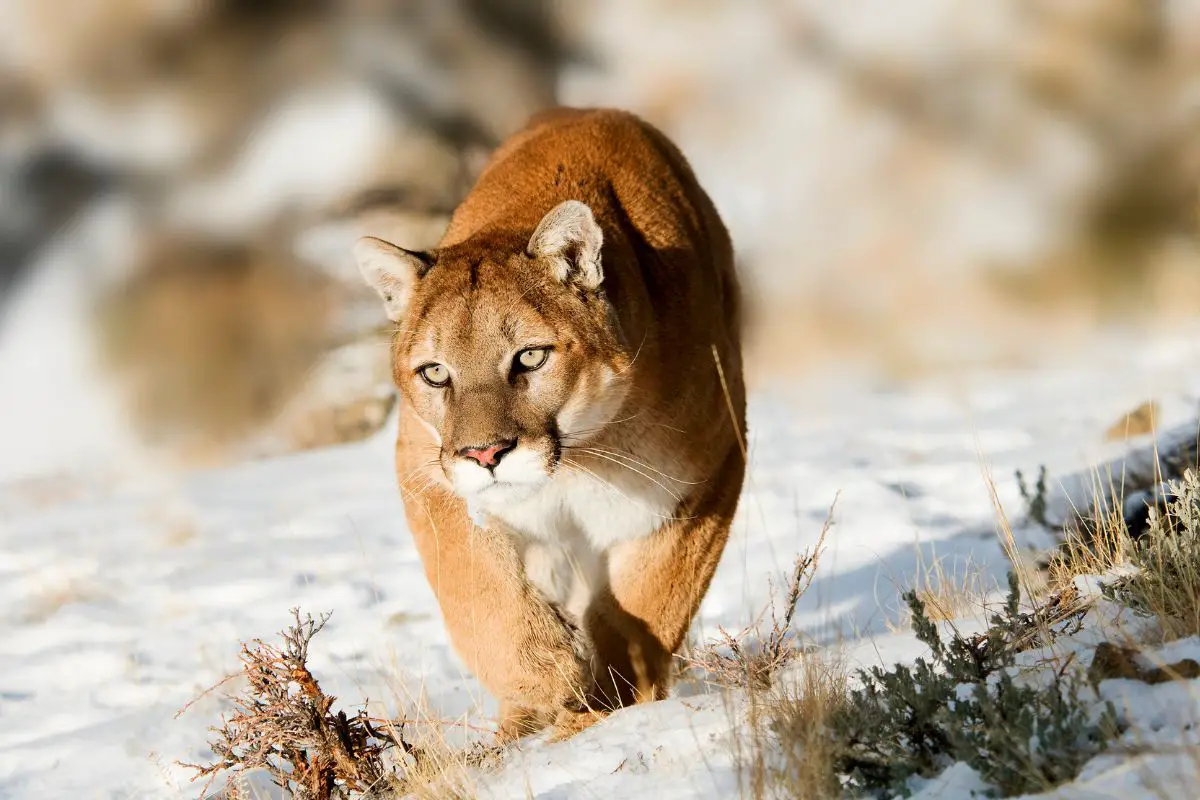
left=910, top=762, right=991, bottom=799
left=167, top=83, right=399, bottom=236
left=2, top=311, right=1200, bottom=796
left=478, top=694, right=743, bottom=800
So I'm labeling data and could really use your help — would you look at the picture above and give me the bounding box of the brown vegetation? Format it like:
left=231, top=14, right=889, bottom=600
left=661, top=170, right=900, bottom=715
left=687, top=498, right=833, bottom=690
left=182, top=611, right=412, bottom=799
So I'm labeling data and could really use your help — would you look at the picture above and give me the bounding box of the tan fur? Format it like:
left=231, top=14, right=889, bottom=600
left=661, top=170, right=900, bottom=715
left=356, top=108, right=745, bottom=740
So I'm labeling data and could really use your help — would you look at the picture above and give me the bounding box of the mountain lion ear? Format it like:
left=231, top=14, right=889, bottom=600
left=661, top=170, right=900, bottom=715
left=527, top=200, right=603, bottom=291
left=353, top=236, right=434, bottom=321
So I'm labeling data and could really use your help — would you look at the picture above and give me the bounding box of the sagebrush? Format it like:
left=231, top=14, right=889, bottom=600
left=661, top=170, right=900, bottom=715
left=831, top=573, right=1118, bottom=797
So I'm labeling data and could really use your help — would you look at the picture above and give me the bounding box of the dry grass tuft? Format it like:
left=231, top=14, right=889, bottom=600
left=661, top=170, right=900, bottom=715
left=1039, top=425, right=1199, bottom=593
left=1037, top=460, right=1145, bottom=593
left=180, top=609, right=477, bottom=800
left=1111, top=470, right=1200, bottom=640
left=746, top=655, right=850, bottom=800
left=899, top=552, right=995, bottom=627
left=688, top=497, right=834, bottom=689
left=1045, top=500, right=1134, bottom=592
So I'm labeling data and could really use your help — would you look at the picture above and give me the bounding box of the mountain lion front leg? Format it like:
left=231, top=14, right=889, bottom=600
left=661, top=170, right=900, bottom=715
left=495, top=702, right=556, bottom=743
left=556, top=447, right=745, bottom=735
left=403, top=486, right=594, bottom=734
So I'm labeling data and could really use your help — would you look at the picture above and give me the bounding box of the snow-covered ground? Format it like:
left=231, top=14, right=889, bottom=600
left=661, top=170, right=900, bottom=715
left=2, top=308, right=1200, bottom=796
left=4, top=3, right=1200, bottom=796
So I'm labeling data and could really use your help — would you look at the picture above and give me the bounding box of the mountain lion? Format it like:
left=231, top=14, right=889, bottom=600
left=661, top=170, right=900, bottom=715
left=356, top=107, right=745, bottom=740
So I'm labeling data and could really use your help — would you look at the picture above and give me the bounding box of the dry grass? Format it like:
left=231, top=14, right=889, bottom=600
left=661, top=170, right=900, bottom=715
left=1017, top=448, right=1200, bottom=648
left=681, top=497, right=846, bottom=799
left=1115, top=470, right=1200, bottom=641
left=1040, top=434, right=1196, bottom=594
left=985, top=455, right=1121, bottom=610
left=1046, top=500, right=1135, bottom=591
left=1029, top=412, right=1198, bottom=598
left=895, top=551, right=996, bottom=629
left=367, top=671, right=495, bottom=800
left=742, top=654, right=849, bottom=800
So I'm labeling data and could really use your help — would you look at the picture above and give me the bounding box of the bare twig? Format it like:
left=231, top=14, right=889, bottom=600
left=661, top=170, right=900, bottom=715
left=688, top=494, right=837, bottom=689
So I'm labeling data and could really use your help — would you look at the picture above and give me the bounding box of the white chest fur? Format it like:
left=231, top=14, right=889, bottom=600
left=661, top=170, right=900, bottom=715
left=485, top=468, right=680, bottom=616
left=493, top=468, right=675, bottom=549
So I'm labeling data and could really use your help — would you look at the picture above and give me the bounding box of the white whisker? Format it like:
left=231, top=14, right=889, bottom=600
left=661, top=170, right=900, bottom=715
left=561, top=460, right=690, bottom=522
left=564, top=449, right=684, bottom=504
left=572, top=445, right=702, bottom=486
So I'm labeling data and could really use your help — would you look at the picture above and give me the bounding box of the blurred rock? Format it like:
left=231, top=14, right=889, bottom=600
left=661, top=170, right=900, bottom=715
left=0, top=149, right=113, bottom=311
left=1, top=0, right=567, bottom=468
left=94, top=236, right=336, bottom=461
left=251, top=336, right=398, bottom=457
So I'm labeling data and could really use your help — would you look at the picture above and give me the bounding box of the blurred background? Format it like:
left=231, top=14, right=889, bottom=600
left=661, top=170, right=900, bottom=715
left=1, top=0, right=1199, bottom=483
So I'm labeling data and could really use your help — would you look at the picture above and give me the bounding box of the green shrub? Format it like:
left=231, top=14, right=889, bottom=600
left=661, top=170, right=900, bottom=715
left=832, top=573, right=1118, bottom=797
left=1016, top=466, right=1050, bottom=528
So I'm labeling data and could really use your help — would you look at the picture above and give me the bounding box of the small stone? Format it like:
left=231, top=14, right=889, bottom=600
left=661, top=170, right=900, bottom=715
left=1104, top=400, right=1158, bottom=441
left=1088, top=641, right=1143, bottom=683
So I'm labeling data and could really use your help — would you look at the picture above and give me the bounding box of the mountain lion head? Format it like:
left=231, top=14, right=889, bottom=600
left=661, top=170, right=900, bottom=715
left=356, top=200, right=632, bottom=512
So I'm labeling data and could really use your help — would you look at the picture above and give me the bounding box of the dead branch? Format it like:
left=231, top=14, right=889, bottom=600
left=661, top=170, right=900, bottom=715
left=179, top=609, right=418, bottom=800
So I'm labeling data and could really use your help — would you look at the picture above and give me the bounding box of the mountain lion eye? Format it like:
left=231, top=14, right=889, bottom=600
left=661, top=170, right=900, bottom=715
left=418, top=363, right=450, bottom=387
left=516, top=348, right=550, bottom=371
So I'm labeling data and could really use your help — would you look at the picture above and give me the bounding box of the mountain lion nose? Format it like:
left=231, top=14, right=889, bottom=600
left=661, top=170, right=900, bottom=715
left=459, top=439, right=517, bottom=469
